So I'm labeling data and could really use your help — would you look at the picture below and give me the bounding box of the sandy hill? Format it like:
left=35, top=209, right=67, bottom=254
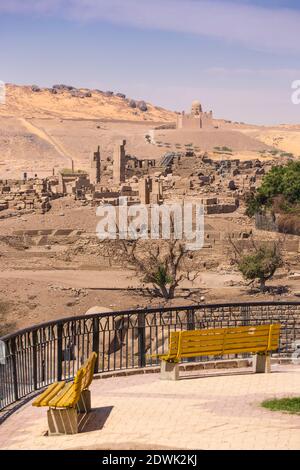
left=219, top=121, right=300, bottom=158
left=239, top=127, right=300, bottom=157
left=0, top=84, right=176, bottom=122
left=1, top=84, right=299, bottom=179
left=0, top=84, right=177, bottom=178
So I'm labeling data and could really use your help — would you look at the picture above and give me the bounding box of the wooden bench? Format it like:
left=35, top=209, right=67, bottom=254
left=32, top=352, right=97, bottom=435
left=153, top=324, right=281, bottom=381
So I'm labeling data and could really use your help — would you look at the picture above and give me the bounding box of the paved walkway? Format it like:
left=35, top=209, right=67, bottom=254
left=0, top=365, right=300, bottom=450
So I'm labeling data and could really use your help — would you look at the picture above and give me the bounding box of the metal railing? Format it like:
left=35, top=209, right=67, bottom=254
left=1, top=301, right=300, bottom=412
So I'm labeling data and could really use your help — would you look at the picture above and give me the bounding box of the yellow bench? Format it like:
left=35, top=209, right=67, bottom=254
left=32, top=352, right=97, bottom=435
left=153, top=324, right=281, bottom=380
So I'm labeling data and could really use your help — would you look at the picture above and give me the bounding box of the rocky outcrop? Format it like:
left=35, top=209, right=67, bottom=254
left=137, top=101, right=148, bottom=112
left=129, top=99, right=137, bottom=108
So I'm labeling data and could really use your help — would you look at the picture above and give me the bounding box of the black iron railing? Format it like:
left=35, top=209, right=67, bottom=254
left=1, top=302, right=300, bottom=412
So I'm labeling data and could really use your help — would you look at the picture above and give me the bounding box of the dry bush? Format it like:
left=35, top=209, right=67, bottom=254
left=277, top=214, right=300, bottom=236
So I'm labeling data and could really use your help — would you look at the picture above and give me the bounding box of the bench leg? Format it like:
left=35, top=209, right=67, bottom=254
left=78, top=390, right=91, bottom=413
left=160, top=361, right=179, bottom=381
left=253, top=354, right=271, bottom=374
left=47, top=407, right=78, bottom=435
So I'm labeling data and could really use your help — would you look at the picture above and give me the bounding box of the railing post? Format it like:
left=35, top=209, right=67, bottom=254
left=187, top=309, right=195, bottom=363
left=241, top=305, right=250, bottom=326
left=57, top=323, right=63, bottom=381
left=92, top=317, right=100, bottom=374
left=10, top=337, right=19, bottom=402
left=138, top=314, right=146, bottom=368
left=241, top=306, right=251, bottom=359
left=32, top=330, right=38, bottom=391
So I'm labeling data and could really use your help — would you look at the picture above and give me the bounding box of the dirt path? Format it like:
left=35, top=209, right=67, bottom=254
left=0, top=269, right=242, bottom=289
left=19, top=117, right=74, bottom=168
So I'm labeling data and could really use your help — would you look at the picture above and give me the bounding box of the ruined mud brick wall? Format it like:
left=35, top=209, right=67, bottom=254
left=12, top=229, right=85, bottom=246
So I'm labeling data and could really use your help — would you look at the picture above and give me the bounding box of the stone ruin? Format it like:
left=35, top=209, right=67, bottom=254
left=90, top=146, right=101, bottom=185
left=113, top=140, right=126, bottom=184
left=0, top=178, right=55, bottom=217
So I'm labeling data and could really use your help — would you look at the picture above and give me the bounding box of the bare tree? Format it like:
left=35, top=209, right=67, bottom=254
left=101, top=235, right=201, bottom=300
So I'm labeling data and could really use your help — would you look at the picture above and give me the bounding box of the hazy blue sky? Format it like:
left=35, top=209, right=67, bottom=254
left=1, top=0, right=300, bottom=124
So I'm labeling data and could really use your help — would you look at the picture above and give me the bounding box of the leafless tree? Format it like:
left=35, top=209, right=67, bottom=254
left=101, top=235, right=201, bottom=300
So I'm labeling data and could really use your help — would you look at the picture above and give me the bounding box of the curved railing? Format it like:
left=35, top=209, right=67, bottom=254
left=1, top=301, right=300, bottom=412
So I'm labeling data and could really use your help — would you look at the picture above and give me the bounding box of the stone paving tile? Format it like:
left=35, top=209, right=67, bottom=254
left=0, top=365, right=300, bottom=450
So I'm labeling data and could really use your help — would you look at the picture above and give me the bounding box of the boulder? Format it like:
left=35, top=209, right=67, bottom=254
left=31, top=85, right=40, bottom=92
left=137, top=100, right=148, bottom=112
left=129, top=99, right=137, bottom=108
left=85, top=306, right=113, bottom=315
left=53, top=84, right=74, bottom=91
left=71, top=90, right=91, bottom=98
left=71, top=90, right=82, bottom=98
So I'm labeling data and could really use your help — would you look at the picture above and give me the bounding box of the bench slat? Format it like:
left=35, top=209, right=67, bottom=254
left=179, top=345, right=275, bottom=358
left=81, top=352, right=97, bottom=390
left=48, top=383, right=75, bottom=408
left=179, top=325, right=279, bottom=336
left=180, top=337, right=279, bottom=350
left=180, top=344, right=277, bottom=357
left=32, top=382, right=66, bottom=407
left=180, top=326, right=280, bottom=338
left=49, top=368, right=84, bottom=408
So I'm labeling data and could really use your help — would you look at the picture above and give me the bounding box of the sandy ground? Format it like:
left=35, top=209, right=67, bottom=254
left=0, top=265, right=298, bottom=336
left=240, top=127, right=300, bottom=157
left=0, top=269, right=244, bottom=290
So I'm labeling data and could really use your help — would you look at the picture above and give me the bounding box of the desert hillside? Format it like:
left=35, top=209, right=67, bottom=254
left=1, top=84, right=299, bottom=179
left=0, top=84, right=177, bottom=178
left=239, top=127, right=300, bottom=157
left=0, top=84, right=176, bottom=122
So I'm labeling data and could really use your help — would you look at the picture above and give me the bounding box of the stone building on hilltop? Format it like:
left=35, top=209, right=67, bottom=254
left=177, top=100, right=213, bottom=130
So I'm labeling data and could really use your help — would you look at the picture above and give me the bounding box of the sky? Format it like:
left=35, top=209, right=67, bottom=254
left=0, top=0, right=300, bottom=124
